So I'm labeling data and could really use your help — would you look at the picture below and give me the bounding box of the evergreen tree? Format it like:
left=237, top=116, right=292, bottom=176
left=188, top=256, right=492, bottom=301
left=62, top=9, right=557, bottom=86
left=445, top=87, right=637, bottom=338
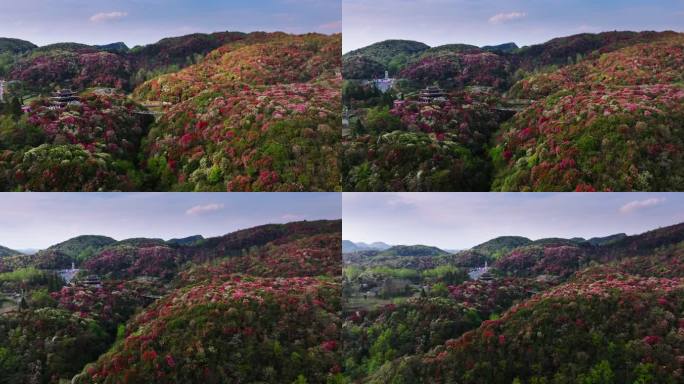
left=9, top=97, right=22, bottom=118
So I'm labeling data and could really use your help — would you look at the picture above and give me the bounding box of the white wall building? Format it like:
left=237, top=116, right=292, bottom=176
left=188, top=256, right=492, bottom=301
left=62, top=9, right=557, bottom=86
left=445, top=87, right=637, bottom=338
left=0, top=80, right=5, bottom=103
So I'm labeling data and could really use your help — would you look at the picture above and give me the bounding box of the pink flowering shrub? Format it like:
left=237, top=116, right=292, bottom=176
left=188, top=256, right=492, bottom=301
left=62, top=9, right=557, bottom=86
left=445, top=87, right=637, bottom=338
left=0, top=92, right=149, bottom=191
left=51, top=280, right=155, bottom=331
left=0, top=144, right=141, bottom=191
left=0, top=308, right=111, bottom=383
left=448, top=277, right=553, bottom=316
left=493, top=84, right=684, bottom=191
left=180, top=233, right=341, bottom=283
left=399, top=52, right=511, bottom=89
left=10, top=50, right=131, bottom=92
left=373, top=275, right=684, bottom=383
left=510, top=35, right=684, bottom=100
left=84, top=245, right=181, bottom=280
left=344, top=88, right=503, bottom=191
left=495, top=245, right=589, bottom=277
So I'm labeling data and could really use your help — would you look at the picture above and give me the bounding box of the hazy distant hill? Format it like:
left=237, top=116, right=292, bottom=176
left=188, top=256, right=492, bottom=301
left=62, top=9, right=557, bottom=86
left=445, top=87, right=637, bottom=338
left=167, top=235, right=204, bottom=246
left=94, top=42, right=129, bottom=53
left=471, top=236, right=532, bottom=258
left=46, top=235, right=116, bottom=261
left=0, top=37, right=37, bottom=54
left=343, top=39, right=429, bottom=78
left=343, top=240, right=392, bottom=253
left=481, top=42, right=519, bottom=53
left=0, top=244, right=21, bottom=257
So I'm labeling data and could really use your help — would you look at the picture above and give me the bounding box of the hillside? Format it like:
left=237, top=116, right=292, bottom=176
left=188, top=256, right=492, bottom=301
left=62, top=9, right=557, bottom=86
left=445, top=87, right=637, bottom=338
left=166, top=235, right=204, bottom=246
left=482, top=43, right=519, bottom=53
left=0, top=219, right=342, bottom=384
left=493, top=35, right=684, bottom=191
left=0, top=91, right=152, bottom=191
left=135, top=33, right=341, bottom=191
left=343, top=240, right=364, bottom=253
left=0, top=245, right=21, bottom=257
left=343, top=40, right=430, bottom=78
left=343, top=30, right=684, bottom=191
left=0, top=31, right=254, bottom=93
left=46, top=235, right=116, bottom=263
left=342, top=222, right=684, bottom=383
left=0, top=32, right=341, bottom=192
left=380, top=245, right=449, bottom=258
left=471, top=236, right=532, bottom=258
left=343, top=241, right=392, bottom=253
left=368, top=274, right=684, bottom=383
left=0, top=38, right=37, bottom=54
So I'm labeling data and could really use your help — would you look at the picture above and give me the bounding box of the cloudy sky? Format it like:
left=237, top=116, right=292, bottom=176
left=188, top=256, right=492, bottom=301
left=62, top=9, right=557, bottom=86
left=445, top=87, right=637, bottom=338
left=343, top=0, right=684, bottom=52
left=343, top=193, right=684, bottom=250
left=0, top=193, right=341, bottom=250
left=0, top=0, right=341, bottom=47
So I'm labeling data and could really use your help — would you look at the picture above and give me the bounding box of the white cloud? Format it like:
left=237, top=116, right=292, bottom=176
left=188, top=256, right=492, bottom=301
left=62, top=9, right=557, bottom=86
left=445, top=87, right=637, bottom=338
left=489, top=12, right=527, bottom=24
left=90, top=11, right=128, bottom=23
left=186, top=203, right=225, bottom=216
left=620, top=198, right=666, bottom=214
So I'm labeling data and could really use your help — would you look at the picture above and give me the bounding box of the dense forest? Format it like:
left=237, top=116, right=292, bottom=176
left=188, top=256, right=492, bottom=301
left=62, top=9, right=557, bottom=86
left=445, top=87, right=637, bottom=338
left=342, top=31, right=684, bottom=191
left=342, top=222, right=684, bottom=383
left=0, top=220, right=343, bottom=384
left=0, top=31, right=341, bottom=192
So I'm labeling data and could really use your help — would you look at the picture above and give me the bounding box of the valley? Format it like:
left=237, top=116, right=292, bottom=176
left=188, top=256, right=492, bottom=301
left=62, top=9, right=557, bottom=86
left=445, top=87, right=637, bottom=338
left=342, top=31, right=684, bottom=191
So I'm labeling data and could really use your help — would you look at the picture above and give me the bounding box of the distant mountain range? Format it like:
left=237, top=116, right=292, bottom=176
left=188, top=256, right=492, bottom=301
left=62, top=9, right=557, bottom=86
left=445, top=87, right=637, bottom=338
left=343, top=240, right=392, bottom=253
left=0, top=31, right=250, bottom=91
left=342, top=31, right=678, bottom=79
left=344, top=232, right=633, bottom=264
left=14, top=248, right=40, bottom=255
left=0, top=234, right=208, bottom=268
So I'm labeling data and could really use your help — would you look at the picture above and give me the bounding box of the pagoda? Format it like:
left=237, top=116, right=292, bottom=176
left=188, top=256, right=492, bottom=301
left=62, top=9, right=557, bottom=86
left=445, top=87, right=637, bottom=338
left=0, top=80, right=5, bottom=103
left=419, top=86, right=447, bottom=103
left=478, top=270, right=495, bottom=283
left=50, top=89, right=80, bottom=106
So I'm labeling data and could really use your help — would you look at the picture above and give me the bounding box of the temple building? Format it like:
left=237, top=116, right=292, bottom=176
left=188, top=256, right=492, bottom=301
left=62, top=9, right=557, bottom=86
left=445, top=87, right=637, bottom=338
left=468, top=261, right=493, bottom=281
left=50, top=89, right=81, bottom=107
left=373, top=70, right=395, bottom=93
left=419, top=86, right=447, bottom=103
left=71, top=275, right=102, bottom=289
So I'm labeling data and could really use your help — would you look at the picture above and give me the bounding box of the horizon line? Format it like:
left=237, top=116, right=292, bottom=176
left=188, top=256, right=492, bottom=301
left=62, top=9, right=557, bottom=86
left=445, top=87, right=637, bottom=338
left=343, top=219, right=682, bottom=251
left=1, top=29, right=342, bottom=50
left=2, top=217, right=342, bottom=251
left=342, top=28, right=682, bottom=54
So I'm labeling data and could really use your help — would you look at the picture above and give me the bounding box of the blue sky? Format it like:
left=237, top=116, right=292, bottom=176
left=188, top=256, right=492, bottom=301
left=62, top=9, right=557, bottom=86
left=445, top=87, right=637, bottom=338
left=343, top=193, right=684, bottom=250
left=0, top=193, right=341, bottom=249
left=0, top=0, right=341, bottom=47
left=343, top=0, right=684, bottom=52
